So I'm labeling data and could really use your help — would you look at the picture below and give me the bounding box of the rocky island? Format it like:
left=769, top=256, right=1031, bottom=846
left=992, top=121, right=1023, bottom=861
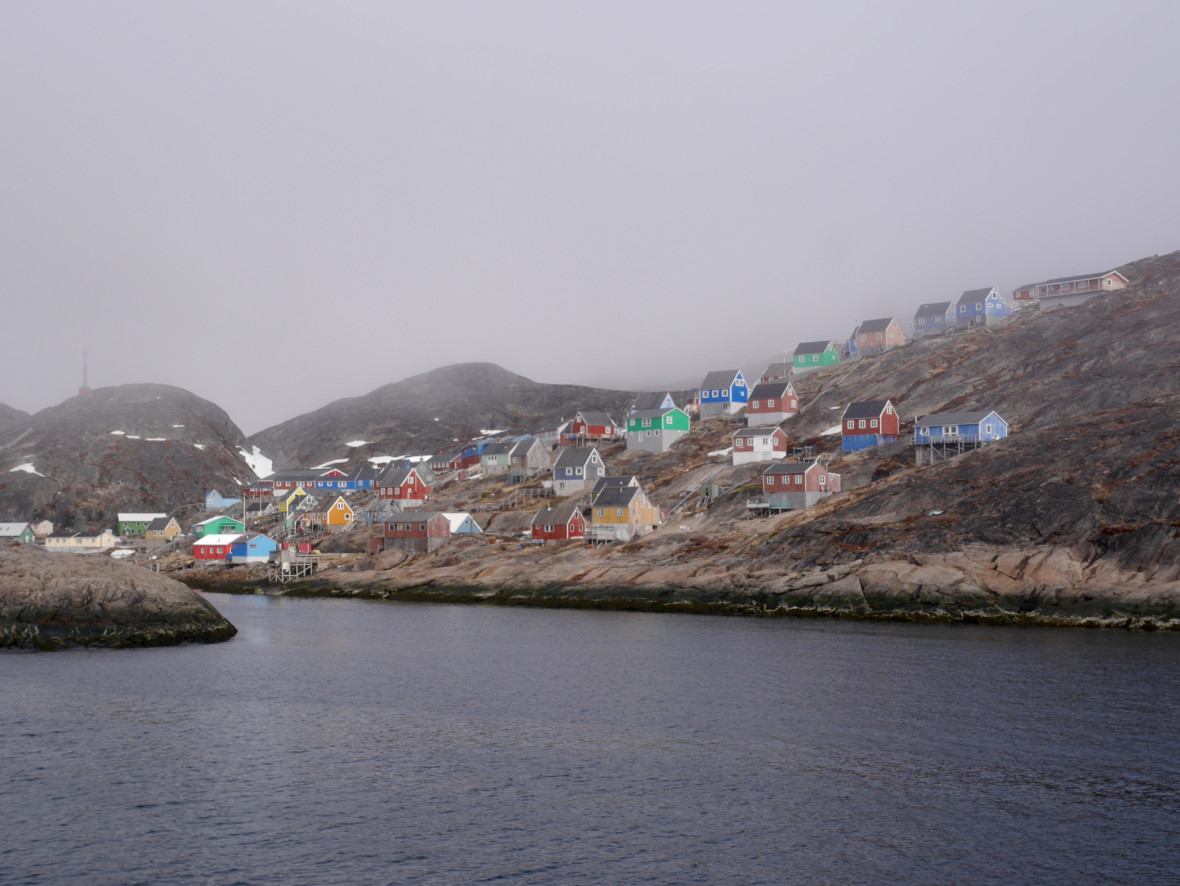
left=0, top=543, right=236, bottom=650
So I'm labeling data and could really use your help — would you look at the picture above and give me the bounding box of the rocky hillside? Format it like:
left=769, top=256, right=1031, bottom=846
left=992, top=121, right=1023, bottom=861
left=0, top=402, right=29, bottom=434
left=0, top=384, right=254, bottom=527
left=247, top=362, right=636, bottom=469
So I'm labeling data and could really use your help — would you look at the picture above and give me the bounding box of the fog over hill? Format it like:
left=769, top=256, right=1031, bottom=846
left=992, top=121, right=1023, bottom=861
left=247, top=363, right=638, bottom=470
left=0, top=384, right=251, bottom=526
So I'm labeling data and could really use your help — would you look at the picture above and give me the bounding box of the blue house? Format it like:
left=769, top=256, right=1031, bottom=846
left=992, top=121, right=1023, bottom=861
left=206, top=489, right=241, bottom=510
left=228, top=533, right=279, bottom=564
left=955, top=287, right=1011, bottom=328
left=914, top=410, right=1008, bottom=444
left=913, top=302, right=955, bottom=338
left=442, top=512, right=483, bottom=535
left=698, top=370, right=749, bottom=419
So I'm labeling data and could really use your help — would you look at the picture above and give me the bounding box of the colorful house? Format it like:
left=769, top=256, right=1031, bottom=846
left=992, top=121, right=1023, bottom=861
left=564, top=411, right=622, bottom=443
left=192, top=515, right=246, bottom=537
left=841, top=400, right=900, bottom=452
left=44, top=530, right=119, bottom=553
left=913, top=302, right=954, bottom=338
left=759, top=362, right=794, bottom=383
left=761, top=460, right=841, bottom=510
left=793, top=341, right=841, bottom=371
left=698, top=370, right=749, bottom=418
left=117, top=512, right=166, bottom=537
left=626, top=406, right=690, bottom=453
left=853, top=318, right=905, bottom=356
left=269, top=470, right=324, bottom=493
left=277, top=487, right=308, bottom=514
left=0, top=522, right=36, bottom=544
left=480, top=439, right=516, bottom=475
left=746, top=381, right=798, bottom=427
left=375, top=465, right=432, bottom=508
left=530, top=501, right=587, bottom=541
left=732, top=427, right=789, bottom=466
left=298, top=495, right=355, bottom=532
left=429, top=449, right=466, bottom=474
left=205, top=490, right=241, bottom=510
left=552, top=447, right=606, bottom=496
left=29, top=519, right=54, bottom=537
left=588, top=483, right=659, bottom=542
left=955, top=287, right=1010, bottom=327
left=441, top=513, right=483, bottom=536
left=193, top=533, right=241, bottom=561
left=145, top=516, right=182, bottom=544
left=369, top=511, right=453, bottom=555
left=228, top=533, right=279, bottom=564
left=590, top=475, right=640, bottom=505
left=914, top=410, right=1008, bottom=445
left=1012, top=269, right=1129, bottom=308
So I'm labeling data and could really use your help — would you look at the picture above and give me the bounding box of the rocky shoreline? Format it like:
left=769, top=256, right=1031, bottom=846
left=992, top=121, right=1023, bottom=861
left=0, top=544, right=237, bottom=651
left=183, top=541, right=1180, bottom=631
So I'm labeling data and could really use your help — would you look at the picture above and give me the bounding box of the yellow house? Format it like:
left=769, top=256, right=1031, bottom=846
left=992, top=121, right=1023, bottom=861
left=589, top=484, right=659, bottom=542
left=44, top=529, right=120, bottom=552
left=278, top=487, right=307, bottom=514
left=145, top=516, right=182, bottom=544
left=296, top=495, right=355, bottom=533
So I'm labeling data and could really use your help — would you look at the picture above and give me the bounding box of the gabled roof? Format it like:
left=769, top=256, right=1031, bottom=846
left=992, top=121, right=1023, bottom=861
left=269, top=469, right=324, bottom=483
left=591, top=476, right=640, bottom=501
left=509, top=437, right=541, bottom=456
left=593, top=485, right=643, bottom=509
left=575, top=410, right=616, bottom=427
left=915, top=410, right=1002, bottom=427
left=531, top=501, right=584, bottom=527
left=914, top=301, right=952, bottom=318
left=193, top=514, right=244, bottom=527
left=794, top=340, right=835, bottom=356
left=763, top=461, right=816, bottom=476
left=760, top=362, right=793, bottom=379
left=481, top=439, right=516, bottom=458
left=1035, top=269, right=1128, bottom=287
left=748, top=381, right=793, bottom=400
left=856, top=317, right=896, bottom=334
left=733, top=427, right=786, bottom=439
left=441, top=512, right=481, bottom=532
left=0, top=522, right=31, bottom=537
left=631, top=392, right=675, bottom=411
left=957, top=287, right=995, bottom=305
left=146, top=517, right=175, bottom=532
left=700, top=370, right=742, bottom=390
left=553, top=447, right=601, bottom=470
left=378, top=465, right=423, bottom=485
left=842, top=400, right=893, bottom=420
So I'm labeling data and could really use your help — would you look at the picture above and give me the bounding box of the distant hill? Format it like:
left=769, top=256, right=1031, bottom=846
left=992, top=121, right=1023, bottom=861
left=0, top=384, right=252, bottom=527
left=247, top=363, right=637, bottom=469
left=0, top=402, right=29, bottom=432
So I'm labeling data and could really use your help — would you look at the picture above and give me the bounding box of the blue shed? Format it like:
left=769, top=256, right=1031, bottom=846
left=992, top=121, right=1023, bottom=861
left=914, top=410, right=1008, bottom=444
left=228, top=533, right=279, bottom=564
left=698, top=370, right=749, bottom=419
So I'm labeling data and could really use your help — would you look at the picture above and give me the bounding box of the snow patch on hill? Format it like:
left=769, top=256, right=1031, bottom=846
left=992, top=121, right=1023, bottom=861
left=345, top=440, right=371, bottom=448
left=10, top=463, right=44, bottom=476
left=239, top=445, right=274, bottom=479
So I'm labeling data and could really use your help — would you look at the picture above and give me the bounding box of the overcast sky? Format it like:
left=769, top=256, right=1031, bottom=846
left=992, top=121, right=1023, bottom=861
left=2, top=1, right=1177, bottom=434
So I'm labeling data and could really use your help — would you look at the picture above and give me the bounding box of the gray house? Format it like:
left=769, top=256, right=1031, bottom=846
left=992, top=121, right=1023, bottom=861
left=508, top=437, right=551, bottom=482
left=552, top=447, right=606, bottom=496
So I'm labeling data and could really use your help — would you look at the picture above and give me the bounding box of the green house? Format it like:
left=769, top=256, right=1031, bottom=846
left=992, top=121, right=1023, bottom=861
left=793, top=340, right=841, bottom=369
left=626, top=407, right=690, bottom=453
left=0, top=522, right=36, bottom=544
left=192, top=515, right=246, bottom=537
left=117, top=512, right=167, bottom=537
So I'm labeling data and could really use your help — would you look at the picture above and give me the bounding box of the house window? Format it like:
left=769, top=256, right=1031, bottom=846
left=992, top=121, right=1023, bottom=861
left=616, top=508, right=624, bottom=517
left=985, top=423, right=993, bottom=433
left=712, top=389, right=719, bottom=397
left=394, top=486, right=401, bottom=495
left=597, top=508, right=604, bottom=517
left=918, top=318, right=925, bottom=326
left=546, top=525, right=553, bottom=533
left=721, top=389, right=729, bottom=397
left=975, top=303, right=981, bottom=310
left=960, top=305, right=966, bottom=313
left=795, top=475, right=802, bottom=484
left=575, top=467, right=583, bottom=476
left=813, top=355, right=818, bottom=362
left=918, top=427, right=929, bottom=436
left=419, top=523, right=425, bottom=530
left=643, top=418, right=651, bottom=427
left=819, top=474, right=827, bottom=487
left=858, top=420, right=866, bottom=429
left=875, top=332, right=882, bottom=340
left=751, top=400, right=759, bottom=409
left=665, top=415, right=673, bottom=425
left=870, top=419, right=878, bottom=428
left=943, top=426, right=954, bottom=435
left=767, top=399, right=775, bottom=407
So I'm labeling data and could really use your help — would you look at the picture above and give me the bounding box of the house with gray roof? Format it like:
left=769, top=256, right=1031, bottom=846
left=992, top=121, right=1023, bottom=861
left=954, top=287, right=1010, bottom=328
left=552, top=447, right=606, bottom=496
left=913, top=301, right=954, bottom=338
left=851, top=317, right=904, bottom=356
left=698, top=370, right=749, bottom=418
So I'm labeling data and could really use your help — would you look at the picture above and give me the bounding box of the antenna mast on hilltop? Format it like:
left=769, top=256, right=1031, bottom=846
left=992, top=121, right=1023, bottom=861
left=79, top=351, right=91, bottom=396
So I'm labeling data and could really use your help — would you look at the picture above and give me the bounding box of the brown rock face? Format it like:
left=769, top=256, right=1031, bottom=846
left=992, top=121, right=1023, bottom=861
left=0, top=544, right=237, bottom=650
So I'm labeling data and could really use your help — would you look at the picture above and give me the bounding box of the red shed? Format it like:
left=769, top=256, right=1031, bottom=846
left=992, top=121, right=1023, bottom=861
left=530, top=502, right=587, bottom=541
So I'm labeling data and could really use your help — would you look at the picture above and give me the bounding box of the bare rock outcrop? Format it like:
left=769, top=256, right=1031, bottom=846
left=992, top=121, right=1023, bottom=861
left=0, top=544, right=236, bottom=650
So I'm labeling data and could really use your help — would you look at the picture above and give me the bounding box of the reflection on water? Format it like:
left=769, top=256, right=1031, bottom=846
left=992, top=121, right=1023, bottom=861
left=2, top=594, right=1178, bottom=884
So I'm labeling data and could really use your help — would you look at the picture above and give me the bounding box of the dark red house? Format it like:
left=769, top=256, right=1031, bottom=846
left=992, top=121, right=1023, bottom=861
left=562, top=410, right=621, bottom=444
left=369, top=512, right=452, bottom=554
left=530, top=502, right=587, bottom=541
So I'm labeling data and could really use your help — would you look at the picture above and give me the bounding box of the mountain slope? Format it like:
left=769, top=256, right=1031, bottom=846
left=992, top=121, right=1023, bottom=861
left=0, top=384, right=253, bottom=526
left=248, top=363, right=636, bottom=469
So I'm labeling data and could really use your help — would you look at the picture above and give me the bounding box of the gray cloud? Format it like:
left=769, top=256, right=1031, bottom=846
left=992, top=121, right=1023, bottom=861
left=2, top=1, right=1177, bottom=433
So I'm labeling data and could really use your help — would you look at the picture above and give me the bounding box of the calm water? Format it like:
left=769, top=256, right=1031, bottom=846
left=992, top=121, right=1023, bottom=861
left=2, top=594, right=1179, bottom=885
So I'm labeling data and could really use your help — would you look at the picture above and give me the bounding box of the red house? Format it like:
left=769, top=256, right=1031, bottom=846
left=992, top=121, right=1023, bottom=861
left=369, top=512, right=452, bottom=554
left=375, top=465, right=432, bottom=508
left=562, top=410, right=621, bottom=444
left=841, top=400, right=900, bottom=452
left=530, top=501, right=587, bottom=541
left=192, top=533, right=241, bottom=561
left=747, top=381, right=799, bottom=427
